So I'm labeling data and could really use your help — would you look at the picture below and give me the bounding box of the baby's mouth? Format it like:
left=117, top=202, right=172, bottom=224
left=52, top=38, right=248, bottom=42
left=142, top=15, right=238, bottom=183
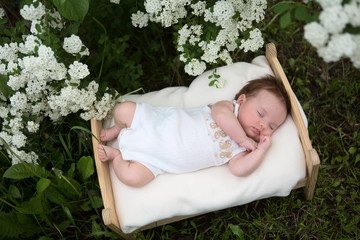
left=252, top=127, right=260, bottom=136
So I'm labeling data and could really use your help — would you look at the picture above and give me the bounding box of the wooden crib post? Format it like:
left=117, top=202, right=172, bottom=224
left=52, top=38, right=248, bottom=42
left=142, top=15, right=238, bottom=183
left=265, top=43, right=320, bottom=200
left=304, top=149, right=320, bottom=200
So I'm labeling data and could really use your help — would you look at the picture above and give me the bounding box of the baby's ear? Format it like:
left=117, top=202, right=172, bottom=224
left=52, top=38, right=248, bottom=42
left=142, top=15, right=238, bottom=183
left=236, top=94, right=246, bottom=104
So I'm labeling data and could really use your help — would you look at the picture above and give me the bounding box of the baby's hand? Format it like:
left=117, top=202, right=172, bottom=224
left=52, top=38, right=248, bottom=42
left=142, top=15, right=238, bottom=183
left=257, top=136, right=272, bottom=152
left=240, top=137, right=258, bottom=151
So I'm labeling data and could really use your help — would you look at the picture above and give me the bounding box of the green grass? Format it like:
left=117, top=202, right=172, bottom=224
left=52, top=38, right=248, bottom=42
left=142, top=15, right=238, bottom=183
left=1, top=0, right=359, bottom=239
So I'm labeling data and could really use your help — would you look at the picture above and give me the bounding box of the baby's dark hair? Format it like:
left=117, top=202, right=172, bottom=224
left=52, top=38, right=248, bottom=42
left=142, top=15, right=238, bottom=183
left=234, top=75, right=291, bottom=114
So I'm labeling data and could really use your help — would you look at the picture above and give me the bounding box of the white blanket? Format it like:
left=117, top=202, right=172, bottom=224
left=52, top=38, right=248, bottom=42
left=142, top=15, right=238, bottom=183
left=104, top=56, right=306, bottom=233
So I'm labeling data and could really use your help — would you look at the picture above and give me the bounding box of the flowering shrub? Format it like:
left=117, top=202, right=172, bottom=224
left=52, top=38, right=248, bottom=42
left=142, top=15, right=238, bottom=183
left=0, top=0, right=117, bottom=165
left=304, top=0, right=360, bottom=68
left=131, top=0, right=267, bottom=76
left=0, top=0, right=268, bottom=166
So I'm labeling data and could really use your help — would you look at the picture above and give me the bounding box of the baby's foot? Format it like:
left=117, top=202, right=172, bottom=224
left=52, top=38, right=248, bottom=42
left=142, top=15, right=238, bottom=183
left=97, top=144, right=121, bottom=162
left=100, top=126, right=121, bottom=142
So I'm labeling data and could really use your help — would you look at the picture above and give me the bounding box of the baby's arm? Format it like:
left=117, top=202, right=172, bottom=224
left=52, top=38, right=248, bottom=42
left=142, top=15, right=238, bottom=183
left=211, top=100, right=257, bottom=151
left=228, top=136, right=271, bottom=176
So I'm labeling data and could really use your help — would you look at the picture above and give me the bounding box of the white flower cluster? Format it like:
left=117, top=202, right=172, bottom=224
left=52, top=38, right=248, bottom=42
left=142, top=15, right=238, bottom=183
left=0, top=2, right=116, bottom=165
left=47, top=81, right=98, bottom=120
left=0, top=7, right=5, bottom=19
left=20, top=0, right=64, bottom=34
left=63, top=34, right=90, bottom=56
left=80, top=92, right=118, bottom=120
left=184, top=58, right=206, bottom=76
left=143, top=0, right=191, bottom=27
left=131, top=0, right=266, bottom=76
left=20, top=1, right=46, bottom=21
left=68, top=61, right=90, bottom=82
left=304, top=0, right=360, bottom=68
left=131, top=11, right=149, bottom=28
left=110, top=0, right=120, bottom=4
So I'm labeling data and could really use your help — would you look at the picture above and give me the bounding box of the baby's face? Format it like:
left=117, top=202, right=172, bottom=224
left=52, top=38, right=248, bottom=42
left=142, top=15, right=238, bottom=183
left=236, top=90, right=287, bottom=142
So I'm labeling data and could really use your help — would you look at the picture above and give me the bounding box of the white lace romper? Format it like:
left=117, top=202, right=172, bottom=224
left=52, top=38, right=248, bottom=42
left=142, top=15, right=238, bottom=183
left=118, top=101, right=246, bottom=176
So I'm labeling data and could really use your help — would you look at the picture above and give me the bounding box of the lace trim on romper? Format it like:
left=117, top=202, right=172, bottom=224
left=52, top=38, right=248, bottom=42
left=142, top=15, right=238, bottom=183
left=206, top=100, right=245, bottom=166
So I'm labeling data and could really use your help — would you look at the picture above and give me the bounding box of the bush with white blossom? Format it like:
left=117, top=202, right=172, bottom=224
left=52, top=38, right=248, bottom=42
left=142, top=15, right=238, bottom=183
left=131, top=0, right=267, bottom=76
left=0, top=0, right=268, bottom=166
left=0, top=1, right=117, bottom=165
left=304, top=0, right=360, bottom=68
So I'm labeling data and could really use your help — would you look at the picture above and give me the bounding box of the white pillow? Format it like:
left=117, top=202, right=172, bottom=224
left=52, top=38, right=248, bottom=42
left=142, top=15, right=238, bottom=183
left=104, top=56, right=306, bottom=233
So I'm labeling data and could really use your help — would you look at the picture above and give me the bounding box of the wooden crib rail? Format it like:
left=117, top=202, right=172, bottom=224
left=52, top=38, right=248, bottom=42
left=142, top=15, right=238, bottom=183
left=90, top=119, right=133, bottom=239
left=265, top=43, right=320, bottom=200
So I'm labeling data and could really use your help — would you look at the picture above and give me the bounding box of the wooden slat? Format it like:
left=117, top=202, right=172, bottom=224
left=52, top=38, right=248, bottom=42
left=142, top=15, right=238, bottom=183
left=293, top=178, right=307, bottom=189
left=265, top=43, right=320, bottom=200
left=102, top=208, right=135, bottom=240
left=91, top=119, right=132, bottom=238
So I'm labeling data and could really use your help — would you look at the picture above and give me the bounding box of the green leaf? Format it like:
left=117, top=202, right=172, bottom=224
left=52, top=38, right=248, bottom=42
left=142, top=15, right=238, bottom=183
left=52, top=0, right=90, bottom=22
left=57, top=176, right=82, bottom=199
left=0, top=17, right=7, bottom=25
left=77, top=156, right=94, bottom=180
left=280, top=11, right=292, bottom=28
left=355, top=153, right=360, bottom=164
left=273, top=2, right=290, bottom=14
left=0, top=211, right=24, bottom=238
left=57, top=220, right=71, bottom=232
left=229, top=224, right=244, bottom=239
left=36, top=178, right=51, bottom=193
left=92, top=219, right=101, bottom=232
left=348, top=147, right=357, bottom=155
left=62, top=206, right=76, bottom=228
left=92, top=196, right=103, bottom=209
left=9, top=185, right=21, bottom=199
left=44, top=186, right=70, bottom=207
left=294, top=6, right=308, bottom=21
left=66, top=163, right=75, bottom=178
left=35, top=22, right=42, bottom=33
left=3, top=163, right=50, bottom=179
left=38, top=237, right=53, bottom=240
left=2, top=37, right=10, bottom=44
left=3, top=28, right=12, bottom=36
left=0, top=74, right=13, bottom=99
left=18, top=193, right=44, bottom=215
left=66, top=22, right=81, bottom=35
left=289, top=58, right=296, bottom=69
left=345, top=25, right=360, bottom=34
left=14, top=212, right=41, bottom=236
left=80, top=201, right=92, bottom=211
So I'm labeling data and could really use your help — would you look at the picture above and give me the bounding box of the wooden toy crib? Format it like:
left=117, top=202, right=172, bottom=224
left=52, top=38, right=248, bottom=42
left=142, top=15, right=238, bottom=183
left=90, top=43, right=320, bottom=239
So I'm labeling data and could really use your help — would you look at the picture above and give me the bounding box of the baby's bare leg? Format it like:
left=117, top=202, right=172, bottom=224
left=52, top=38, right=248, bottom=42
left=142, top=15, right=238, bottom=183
left=97, top=144, right=154, bottom=187
left=100, top=102, right=136, bottom=142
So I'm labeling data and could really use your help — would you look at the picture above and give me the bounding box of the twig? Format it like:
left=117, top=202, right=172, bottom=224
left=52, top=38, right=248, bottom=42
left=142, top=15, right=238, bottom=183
left=324, top=123, right=351, bottom=139
left=261, top=13, right=280, bottom=31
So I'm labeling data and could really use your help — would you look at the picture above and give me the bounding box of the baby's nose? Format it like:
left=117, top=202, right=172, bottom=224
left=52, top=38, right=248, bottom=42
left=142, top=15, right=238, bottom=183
left=260, top=122, right=269, bottom=134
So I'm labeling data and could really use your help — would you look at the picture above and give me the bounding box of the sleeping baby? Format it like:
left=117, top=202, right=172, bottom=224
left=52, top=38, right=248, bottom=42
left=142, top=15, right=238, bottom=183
left=97, top=75, right=290, bottom=187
